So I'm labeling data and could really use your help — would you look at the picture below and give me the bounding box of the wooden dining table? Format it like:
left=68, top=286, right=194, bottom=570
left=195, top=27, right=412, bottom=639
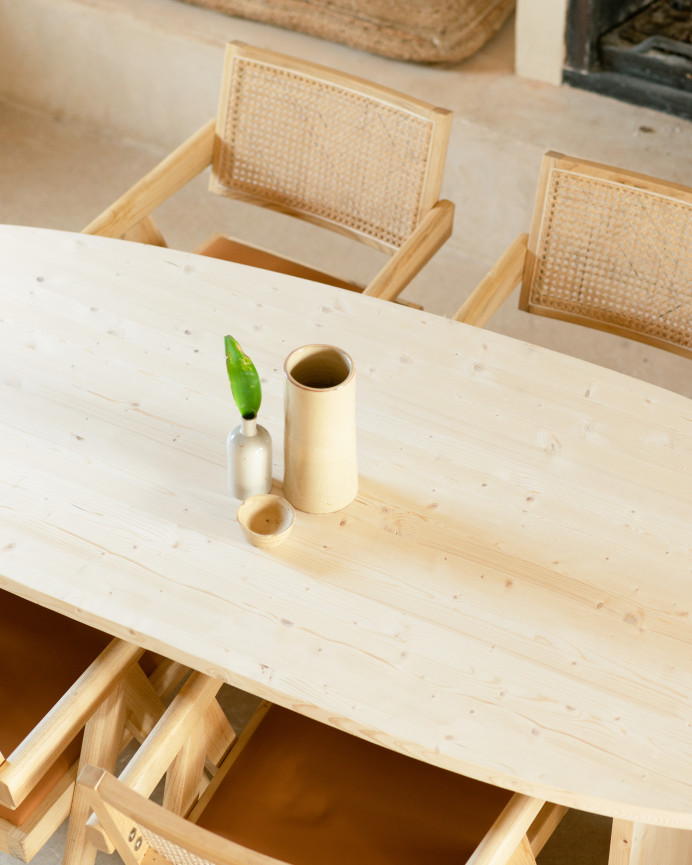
left=1, top=225, right=691, bottom=864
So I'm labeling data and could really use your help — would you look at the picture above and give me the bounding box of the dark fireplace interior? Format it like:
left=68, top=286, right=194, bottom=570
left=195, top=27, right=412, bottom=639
left=564, top=0, right=692, bottom=120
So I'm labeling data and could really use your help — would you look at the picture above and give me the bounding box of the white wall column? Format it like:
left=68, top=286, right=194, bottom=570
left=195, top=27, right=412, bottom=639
left=515, top=0, right=568, bottom=85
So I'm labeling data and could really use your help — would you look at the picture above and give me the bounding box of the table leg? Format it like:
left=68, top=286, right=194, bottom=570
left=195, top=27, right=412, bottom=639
left=610, top=819, right=692, bottom=865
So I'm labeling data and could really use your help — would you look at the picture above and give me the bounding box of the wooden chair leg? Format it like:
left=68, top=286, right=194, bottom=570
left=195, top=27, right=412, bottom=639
left=122, top=663, right=166, bottom=745
left=163, top=721, right=208, bottom=817
left=527, top=802, right=568, bottom=857
left=506, top=835, right=538, bottom=865
left=92, top=660, right=170, bottom=856
left=62, top=681, right=128, bottom=865
left=3, top=766, right=77, bottom=861
left=122, top=215, right=167, bottom=247
left=454, top=793, right=544, bottom=865
left=148, top=657, right=189, bottom=700
left=163, top=698, right=236, bottom=817
left=202, top=697, right=236, bottom=769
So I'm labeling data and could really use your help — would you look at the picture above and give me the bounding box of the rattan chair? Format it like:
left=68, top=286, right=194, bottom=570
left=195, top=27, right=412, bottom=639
left=0, top=590, right=193, bottom=865
left=83, top=41, right=454, bottom=305
left=79, top=670, right=566, bottom=865
left=454, top=151, right=692, bottom=359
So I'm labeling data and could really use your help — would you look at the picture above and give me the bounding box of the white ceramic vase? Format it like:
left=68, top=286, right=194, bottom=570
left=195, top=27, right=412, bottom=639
left=283, top=344, right=358, bottom=514
left=227, top=416, right=272, bottom=501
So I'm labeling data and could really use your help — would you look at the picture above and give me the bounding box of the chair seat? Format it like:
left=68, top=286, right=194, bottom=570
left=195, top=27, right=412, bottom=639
left=198, top=234, right=424, bottom=310
left=197, top=234, right=364, bottom=292
left=0, top=590, right=112, bottom=826
left=198, top=705, right=514, bottom=865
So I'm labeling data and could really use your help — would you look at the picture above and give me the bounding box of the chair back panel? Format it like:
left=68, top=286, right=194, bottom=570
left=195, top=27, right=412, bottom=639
left=140, top=826, right=212, bottom=865
left=210, top=43, right=451, bottom=252
left=79, top=766, right=281, bottom=865
left=522, top=152, right=692, bottom=358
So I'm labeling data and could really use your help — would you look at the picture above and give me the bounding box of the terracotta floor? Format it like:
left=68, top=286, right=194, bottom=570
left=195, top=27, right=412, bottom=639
left=0, top=2, right=690, bottom=862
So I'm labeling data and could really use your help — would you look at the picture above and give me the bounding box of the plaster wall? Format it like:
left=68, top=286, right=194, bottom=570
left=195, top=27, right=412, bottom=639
left=515, top=0, right=568, bottom=84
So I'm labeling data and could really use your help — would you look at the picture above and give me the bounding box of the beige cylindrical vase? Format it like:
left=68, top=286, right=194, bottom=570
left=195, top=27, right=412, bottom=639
left=283, top=344, right=358, bottom=514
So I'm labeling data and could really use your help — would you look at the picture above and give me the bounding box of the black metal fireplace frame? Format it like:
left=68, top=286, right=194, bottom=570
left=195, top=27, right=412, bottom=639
left=564, top=0, right=692, bottom=120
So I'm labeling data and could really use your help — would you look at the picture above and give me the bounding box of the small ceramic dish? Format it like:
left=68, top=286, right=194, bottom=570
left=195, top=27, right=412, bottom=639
left=236, top=494, right=295, bottom=549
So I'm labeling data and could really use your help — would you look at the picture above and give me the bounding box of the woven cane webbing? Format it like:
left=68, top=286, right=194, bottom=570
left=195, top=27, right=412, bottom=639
left=140, top=825, right=216, bottom=865
left=526, top=165, right=692, bottom=356
left=213, top=55, right=435, bottom=249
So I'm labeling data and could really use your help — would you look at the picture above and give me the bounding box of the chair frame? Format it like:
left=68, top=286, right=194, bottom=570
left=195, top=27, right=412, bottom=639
left=0, top=635, right=189, bottom=864
left=455, top=151, right=692, bottom=359
left=83, top=41, right=455, bottom=304
left=80, top=671, right=566, bottom=865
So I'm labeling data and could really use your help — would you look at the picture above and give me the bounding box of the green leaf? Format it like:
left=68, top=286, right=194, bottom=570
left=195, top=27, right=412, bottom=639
left=224, top=335, right=262, bottom=419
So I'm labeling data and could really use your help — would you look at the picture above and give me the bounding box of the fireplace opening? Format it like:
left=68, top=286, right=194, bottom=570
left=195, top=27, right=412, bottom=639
left=564, top=0, right=692, bottom=120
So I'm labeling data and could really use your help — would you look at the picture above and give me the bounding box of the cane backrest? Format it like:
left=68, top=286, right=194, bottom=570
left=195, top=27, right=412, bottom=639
left=521, top=152, right=692, bottom=357
left=81, top=764, right=265, bottom=865
left=211, top=42, right=451, bottom=254
left=83, top=43, right=454, bottom=305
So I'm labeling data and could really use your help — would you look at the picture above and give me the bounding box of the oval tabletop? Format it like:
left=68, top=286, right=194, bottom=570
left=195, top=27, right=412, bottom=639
left=1, top=226, right=691, bottom=828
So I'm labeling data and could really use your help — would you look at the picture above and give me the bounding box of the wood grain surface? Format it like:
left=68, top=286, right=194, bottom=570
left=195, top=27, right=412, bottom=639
left=1, top=226, right=691, bottom=829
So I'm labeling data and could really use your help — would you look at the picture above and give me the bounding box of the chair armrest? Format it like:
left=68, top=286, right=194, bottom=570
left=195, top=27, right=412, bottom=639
left=363, top=199, right=455, bottom=302
left=467, top=793, right=545, bottom=865
left=82, top=118, right=216, bottom=239
left=0, top=639, right=144, bottom=809
left=453, top=233, right=528, bottom=328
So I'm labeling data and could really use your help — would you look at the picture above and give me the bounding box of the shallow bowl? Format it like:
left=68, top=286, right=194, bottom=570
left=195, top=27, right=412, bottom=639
left=237, top=494, right=295, bottom=548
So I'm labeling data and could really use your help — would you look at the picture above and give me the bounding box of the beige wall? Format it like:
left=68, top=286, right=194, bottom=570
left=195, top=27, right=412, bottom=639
left=515, top=0, right=568, bottom=85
